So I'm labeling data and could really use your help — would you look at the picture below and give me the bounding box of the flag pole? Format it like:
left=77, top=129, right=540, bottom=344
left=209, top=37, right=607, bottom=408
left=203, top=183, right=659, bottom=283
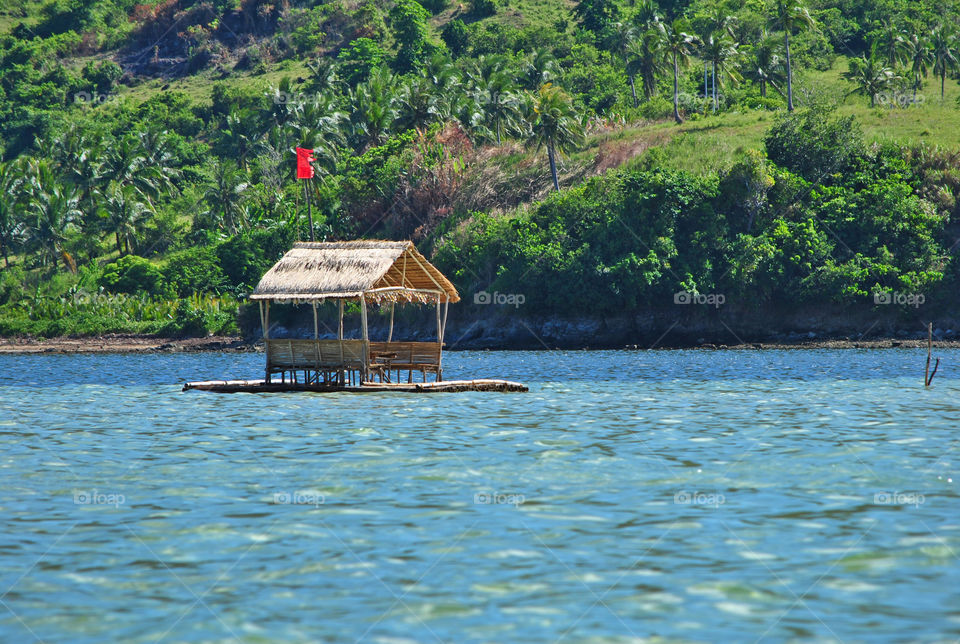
left=305, top=177, right=314, bottom=242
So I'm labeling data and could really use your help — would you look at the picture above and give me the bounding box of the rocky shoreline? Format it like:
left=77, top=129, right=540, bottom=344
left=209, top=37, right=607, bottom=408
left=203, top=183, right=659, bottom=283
left=0, top=334, right=256, bottom=354
left=2, top=332, right=958, bottom=355
left=2, top=305, right=958, bottom=354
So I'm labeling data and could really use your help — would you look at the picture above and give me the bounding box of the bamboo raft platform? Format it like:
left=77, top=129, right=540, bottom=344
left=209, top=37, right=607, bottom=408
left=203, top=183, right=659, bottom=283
left=183, top=378, right=528, bottom=394
left=182, top=240, right=527, bottom=395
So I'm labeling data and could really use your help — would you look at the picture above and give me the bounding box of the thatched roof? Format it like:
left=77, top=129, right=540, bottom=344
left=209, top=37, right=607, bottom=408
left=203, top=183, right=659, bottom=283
left=250, top=241, right=460, bottom=303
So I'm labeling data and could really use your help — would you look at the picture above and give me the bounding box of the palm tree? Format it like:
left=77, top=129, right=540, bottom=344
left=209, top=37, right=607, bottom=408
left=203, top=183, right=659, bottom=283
left=702, top=33, right=741, bottom=111
left=931, top=25, right=959, bottom=100
left=394, top=75, right=440, bottom=132
left=905, top=32, right=932, bottom=100
left=137, top=129, right=182, bottom=199
left=452, top=92, right=489, bottom=140
left=421, top=52, right=462, bottom=119
left=103, top=185, right=152, bottom=255
left=350, top=67, right=399, bottom=149
left=744, top=36, right=786, bottom=99
left=521, top=48, right=559, bottom=91
left=662, top=19, right=697, bottom=124
left=25, top=162, right=81, bottom=271
left=266, top=76, right=303, bottom=128
left=41, top=127, right=105, bottom=228
left=769, top=0, right=816, bottom=111
left=480, top=68, right=521, bottom=145
left=627, top=18, right=667, bottom=103
left=843, top=47, right=898, bottom=107
left=103, top=136, right=161, bottom=205
left=0, top=162, right=25, bottom=267
left=203, top=161, right=250, bottom=235
left=222, top=109, right=263, bottom=170
left=632, top=0, right=659, bottom=29
left=611, top=22, right=640, bottom=107
left=526, top=84, right=584, bottom=192
left=304, top=56, right=342, bottom=96
left=103, top=185, right=150, bottom=255
left=874, top=20, right=906, bottom=68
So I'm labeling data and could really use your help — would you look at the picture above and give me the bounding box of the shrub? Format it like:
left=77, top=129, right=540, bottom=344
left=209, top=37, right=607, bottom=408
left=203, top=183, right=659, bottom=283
left=337, top=38, right=385, bottom=85
left=764, top=106, right=864, bottom=184
left=81, top=60, right=122, bottom=93
left=441, top=19, right=468, bottom=58
left=470, top=0, right=497, bottom=17
left=163, top=246, right=227, bottom=296
left=637, top=96, right=673, bottom=120
left=214, top=225, right=296, bottom=291
left=99, top=255, right=169, bottom=297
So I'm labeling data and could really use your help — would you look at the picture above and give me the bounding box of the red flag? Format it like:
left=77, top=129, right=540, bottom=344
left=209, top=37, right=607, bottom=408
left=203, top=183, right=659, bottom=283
left=296, top=147, right=315, bottom=179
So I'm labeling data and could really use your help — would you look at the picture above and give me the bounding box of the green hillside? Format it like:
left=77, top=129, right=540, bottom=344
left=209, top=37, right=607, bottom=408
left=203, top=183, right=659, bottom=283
left=1, top=0, right=959, bottom=337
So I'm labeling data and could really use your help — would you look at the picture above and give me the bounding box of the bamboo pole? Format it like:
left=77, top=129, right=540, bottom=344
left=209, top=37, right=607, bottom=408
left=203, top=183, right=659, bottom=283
left=361, top=297, right=368, bottom=342
left=436, top=298, right=441, bottom=342
left=441, top=296, right=449, bottom=345
left=388, top=301, right=395, bottom=342
left=338, top=299, right=344, bottom=384
left=312, top=303, right=319, bottom=339
left=264, top=301, right=271, bottom=383
left=305, top=178, right=315, bottom=242
left=361, top=295, right=369, bottom=382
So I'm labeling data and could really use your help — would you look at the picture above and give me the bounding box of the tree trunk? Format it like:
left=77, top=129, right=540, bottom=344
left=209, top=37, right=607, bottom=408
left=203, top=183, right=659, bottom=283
left=941, top=71, right=945, bottom=99
left=760, top=80, right=767, bottom=98
left=785, top=31, right=794, bottom=111
left=548, top=143, right=560, bottom=192
left=629, top=74, right=638, bottom=108
left=704, top=62, right=709, bottom=108
left=116, top=232, right=123, bottom=256
left=2, top=244, right=7, bottom=268
left=712, top=61, right=718, bottom=111
left=673, top=52, right=682, bottom=124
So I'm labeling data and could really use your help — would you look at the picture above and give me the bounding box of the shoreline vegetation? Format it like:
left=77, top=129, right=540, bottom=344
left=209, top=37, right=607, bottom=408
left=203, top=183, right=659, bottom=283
left=1, top=0, right=959, bottom=344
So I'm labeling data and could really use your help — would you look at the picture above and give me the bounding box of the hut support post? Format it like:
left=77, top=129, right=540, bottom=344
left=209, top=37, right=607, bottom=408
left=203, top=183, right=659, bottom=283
left=436, top=299, right=442, bottom=382
left=388, top=302, right=395, bottom=343
left=439, top=296, right=449, bottom=382
left=337, top=299, right=344, bottom=384
left=312, top=302, right=319, bottom=384
left=361, top=295, right=368, bottom=382
left=263, top=301, right=271, bottom=383
left=361, top=297, right=368, bottom=341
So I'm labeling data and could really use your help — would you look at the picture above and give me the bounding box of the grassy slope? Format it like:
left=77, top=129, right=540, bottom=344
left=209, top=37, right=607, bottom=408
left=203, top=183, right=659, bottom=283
left=584, top=58, right=960, bottom=178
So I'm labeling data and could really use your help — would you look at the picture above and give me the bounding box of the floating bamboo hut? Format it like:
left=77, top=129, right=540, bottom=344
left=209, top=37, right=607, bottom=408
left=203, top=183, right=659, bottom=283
left=183, top=240, right=526, bottom=393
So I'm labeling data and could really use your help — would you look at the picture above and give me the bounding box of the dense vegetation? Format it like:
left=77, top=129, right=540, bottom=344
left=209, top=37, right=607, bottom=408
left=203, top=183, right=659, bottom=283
left=0, top=0, right=958, bottom=337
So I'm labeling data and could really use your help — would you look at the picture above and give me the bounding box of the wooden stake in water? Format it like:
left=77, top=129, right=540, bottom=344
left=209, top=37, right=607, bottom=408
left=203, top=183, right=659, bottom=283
left=925, top=322, right=940, bottom=387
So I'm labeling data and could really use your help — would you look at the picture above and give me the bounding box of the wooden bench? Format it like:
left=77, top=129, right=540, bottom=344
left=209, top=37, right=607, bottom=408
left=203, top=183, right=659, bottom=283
left=266, top=339, right=369, bottom=384
left=368, top=341, right=443, bottom=382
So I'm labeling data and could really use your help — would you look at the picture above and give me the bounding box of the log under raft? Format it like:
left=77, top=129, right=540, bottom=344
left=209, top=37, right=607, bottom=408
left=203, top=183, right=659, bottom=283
left=183, top=379, right=528, bottom=393
left=182, top=240, right=527, bottom=394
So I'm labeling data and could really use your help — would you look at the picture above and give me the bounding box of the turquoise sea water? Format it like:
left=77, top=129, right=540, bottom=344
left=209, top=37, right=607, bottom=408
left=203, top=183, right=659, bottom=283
left=1, top=349, right=958, bottom=643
